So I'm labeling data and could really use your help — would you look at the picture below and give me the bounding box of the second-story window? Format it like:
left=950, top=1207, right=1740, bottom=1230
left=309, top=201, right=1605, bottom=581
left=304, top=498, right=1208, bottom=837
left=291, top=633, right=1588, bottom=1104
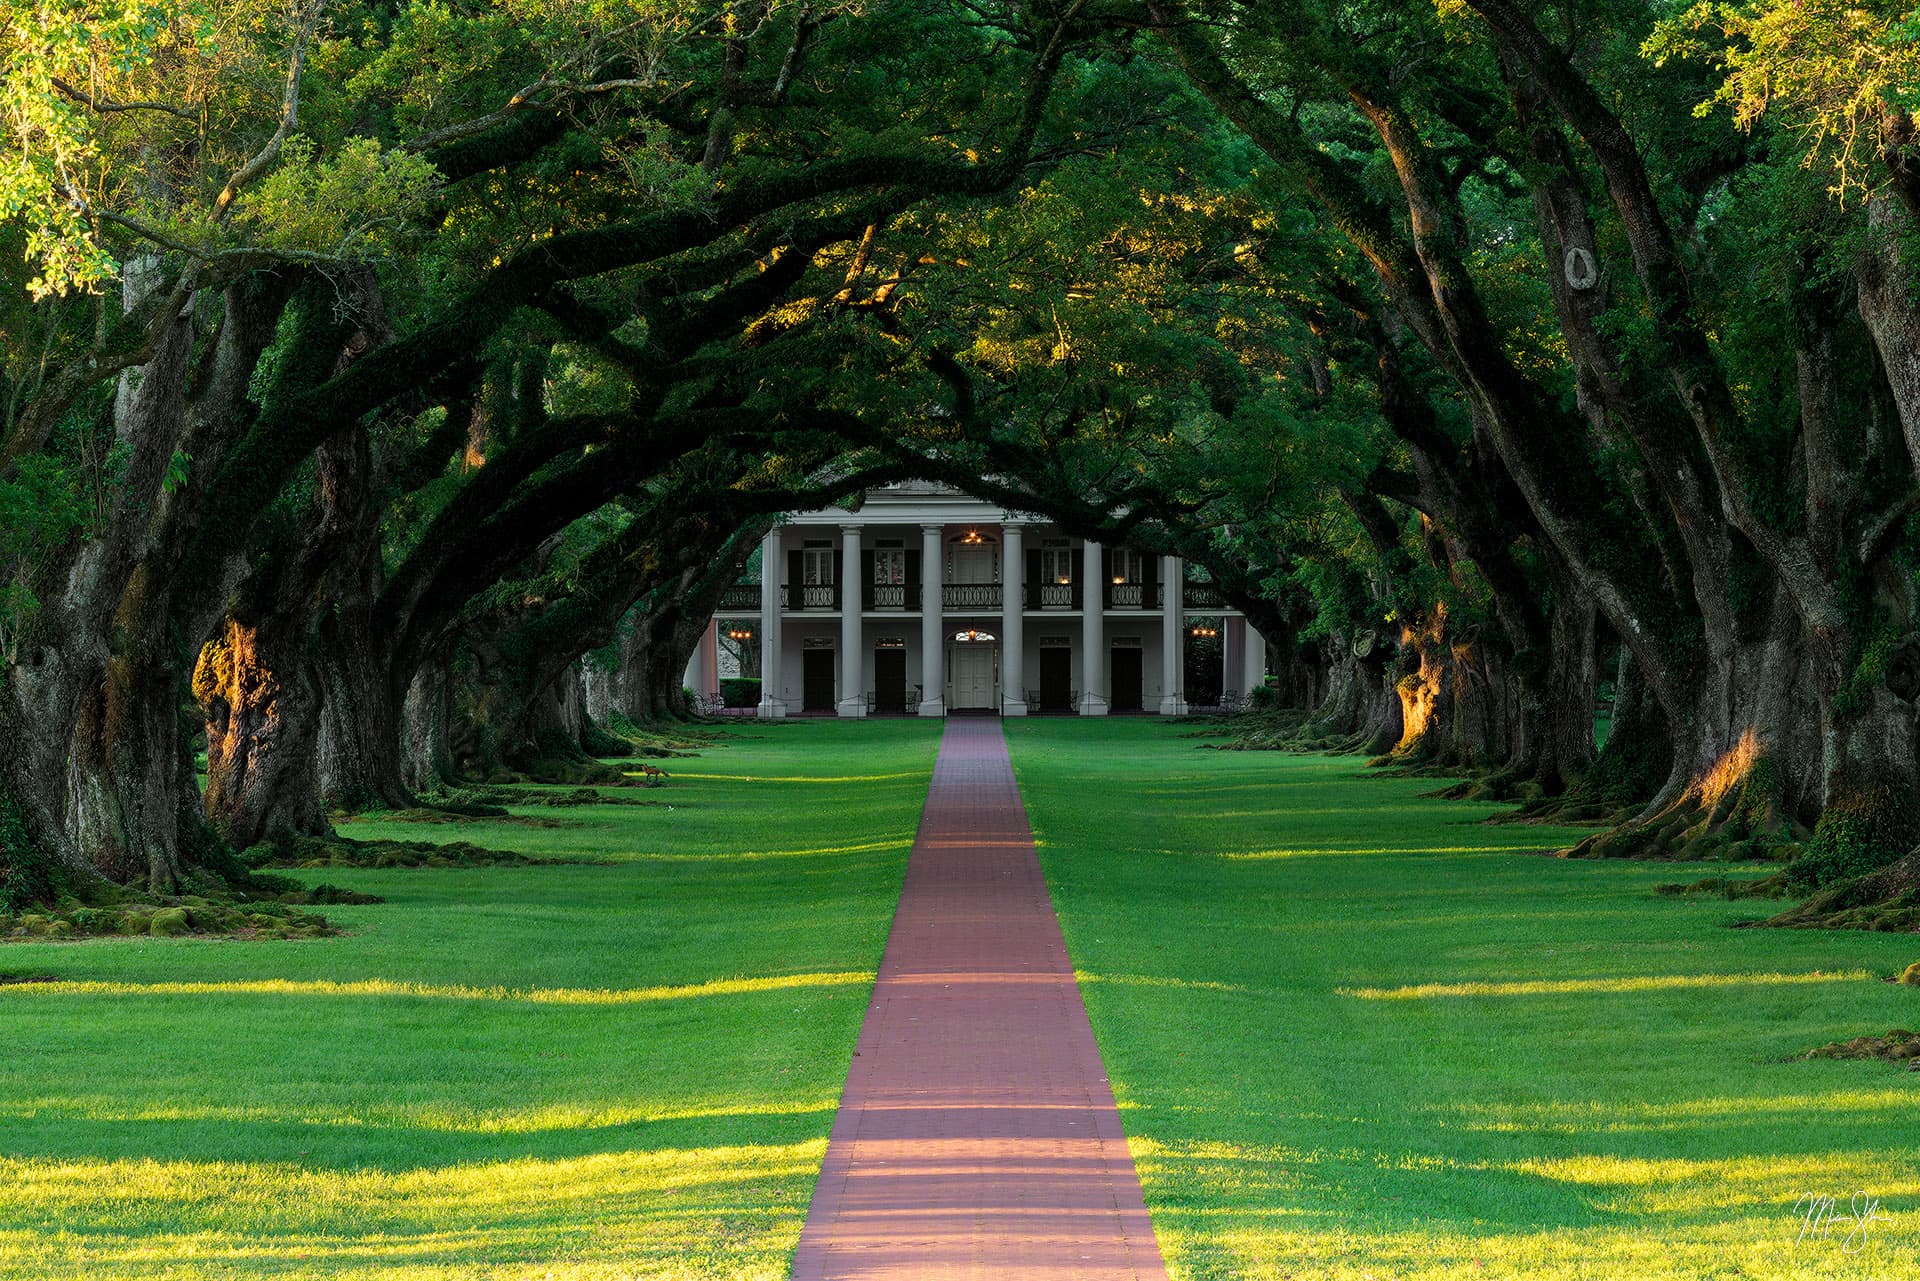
left=1040, top=545, right=1074, bottom=585
left=803, top=544, right=836, bottom=585
left=1111, top=548, right=1145, bottom=584
left=874, top=548, right=906, bottom=584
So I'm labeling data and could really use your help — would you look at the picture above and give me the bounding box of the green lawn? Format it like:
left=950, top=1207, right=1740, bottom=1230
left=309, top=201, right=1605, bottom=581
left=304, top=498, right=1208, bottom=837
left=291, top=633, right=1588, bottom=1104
left=0, top=720, right=941, bottom=1280
left=1007, top=717, right=1920, bottom=1281
left=8, top=716, right=1917, bottom=1280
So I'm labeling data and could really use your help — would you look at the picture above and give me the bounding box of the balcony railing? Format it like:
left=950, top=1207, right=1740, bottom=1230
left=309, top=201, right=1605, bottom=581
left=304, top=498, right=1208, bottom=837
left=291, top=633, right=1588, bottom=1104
left=943, top=583, right=1002, bottom=610
left=730, top=577, right=1231, bottom=614
left=1183, top=583, right=1225, bottom=609
left=1105, top=582, right=1163, bottom=609
left=864, top=583, right=919, bottom=610
left=1028, top=582, right=1081, bottom=610
left=792, top=583, right=840, bottom=611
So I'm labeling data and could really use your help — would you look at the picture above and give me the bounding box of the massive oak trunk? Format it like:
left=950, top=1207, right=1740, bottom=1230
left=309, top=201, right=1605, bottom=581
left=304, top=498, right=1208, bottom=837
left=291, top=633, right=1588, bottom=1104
left=199, top=425, right=380, bottom=846
left=196, top=616, right=327, bottom=849
left=4, top=273, right=295, bottom=895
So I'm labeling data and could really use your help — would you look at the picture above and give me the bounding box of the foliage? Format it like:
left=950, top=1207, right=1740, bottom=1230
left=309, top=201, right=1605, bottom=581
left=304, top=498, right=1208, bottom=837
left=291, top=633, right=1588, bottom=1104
left=1647, top=1, right=1920, bottom=201
left=235, top=135, right=441, bottom=257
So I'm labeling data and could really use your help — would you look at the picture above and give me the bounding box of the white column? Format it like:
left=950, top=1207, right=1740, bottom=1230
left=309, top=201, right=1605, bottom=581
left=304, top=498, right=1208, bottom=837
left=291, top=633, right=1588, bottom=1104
left=682, top=619, right=716, bottom=699
left=1220, top=614, right=1232, bottom=706
left=837, top=523, right=865, bottom=718
left=919, top=523, right=946, bottom=716
left=1080, top=538, right=1106, bottom=715
left=1001, top=523, right=1026, bottom=716
left=1242, top=618, right=1266, bottom=698
left=701, top=618, right=720, bottom=702
left=1159, top=554, right=1187, bottom=716
left=757, top=527, right=785, bottom=718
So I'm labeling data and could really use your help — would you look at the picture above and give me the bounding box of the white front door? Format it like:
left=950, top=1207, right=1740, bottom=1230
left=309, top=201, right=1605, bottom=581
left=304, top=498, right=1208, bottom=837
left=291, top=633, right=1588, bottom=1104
left=950, top=645, right=996, bottom=710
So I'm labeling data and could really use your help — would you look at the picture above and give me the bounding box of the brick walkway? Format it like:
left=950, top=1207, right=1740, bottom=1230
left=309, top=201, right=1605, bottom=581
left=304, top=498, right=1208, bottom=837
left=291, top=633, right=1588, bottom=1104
left=790, top=717, right=1168, bottom=1280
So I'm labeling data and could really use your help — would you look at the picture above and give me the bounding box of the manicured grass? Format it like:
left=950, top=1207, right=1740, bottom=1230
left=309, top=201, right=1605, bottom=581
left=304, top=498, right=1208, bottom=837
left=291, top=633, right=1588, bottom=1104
left=1007, top=717, right=1920, bottom=1281
left=0, top=720, right=940, bottom=1280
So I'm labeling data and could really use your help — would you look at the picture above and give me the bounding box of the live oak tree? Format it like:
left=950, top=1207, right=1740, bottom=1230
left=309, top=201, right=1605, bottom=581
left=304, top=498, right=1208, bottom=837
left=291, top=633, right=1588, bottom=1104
left=9, top=0, right=1920, bottom=929
left=0, top=0, right=1094, bottom=902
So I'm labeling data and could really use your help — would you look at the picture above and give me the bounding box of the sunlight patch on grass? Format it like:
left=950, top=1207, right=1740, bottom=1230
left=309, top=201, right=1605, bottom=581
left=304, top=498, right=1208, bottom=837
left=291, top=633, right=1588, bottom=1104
left=1441, top=1089, right=1920, bottom=1133
left=1076, top=972, right=1251, bottom=995
left=0, top=1144, right=823, bottom=1280
left=1341, top=970, right=1875, bottom=1000
left=0, top=1097, right=841, bottom=1136
left=1220, top=841, right=1568, bottom=861
left=0, top=971, right=872, bottom=1007
left=641, top=838, right=912, bottom=863
left=1506, top=1149, right=1920, bottom=1210
left=673, top=772, right=926, bottom=784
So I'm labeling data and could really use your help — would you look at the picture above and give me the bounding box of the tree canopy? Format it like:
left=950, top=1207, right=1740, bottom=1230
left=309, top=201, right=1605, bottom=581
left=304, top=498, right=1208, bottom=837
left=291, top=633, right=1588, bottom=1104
left=6, top=0, right=1920, bottom=929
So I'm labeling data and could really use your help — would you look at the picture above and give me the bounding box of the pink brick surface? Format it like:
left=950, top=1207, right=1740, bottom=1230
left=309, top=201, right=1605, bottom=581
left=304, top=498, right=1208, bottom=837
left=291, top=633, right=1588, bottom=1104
left=789, top=717, right=1169, bottom=1280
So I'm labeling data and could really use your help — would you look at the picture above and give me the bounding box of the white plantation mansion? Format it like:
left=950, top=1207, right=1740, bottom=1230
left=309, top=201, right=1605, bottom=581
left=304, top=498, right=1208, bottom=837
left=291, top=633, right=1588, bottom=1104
left=685, top=482, right=1265, bottom=717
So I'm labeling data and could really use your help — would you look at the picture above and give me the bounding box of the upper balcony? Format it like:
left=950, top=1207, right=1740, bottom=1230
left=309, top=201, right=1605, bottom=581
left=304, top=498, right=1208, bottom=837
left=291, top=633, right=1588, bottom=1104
left=716, top=579, right=1231, bottom=613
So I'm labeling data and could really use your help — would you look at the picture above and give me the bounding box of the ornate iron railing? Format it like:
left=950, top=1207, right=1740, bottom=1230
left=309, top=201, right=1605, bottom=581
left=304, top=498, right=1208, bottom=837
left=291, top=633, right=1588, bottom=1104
left=868, top=583, right=916, bottom=610
left=716, top=584, right=760, bottom=611
left=1031, top=582, right=1076, bottom=609
left=942, top=583, right=1002, bottom=609
left=1106, top=583, right=1163, bottom=609
left=1183, top=583, right=1225, bottom=609
left=794, top=584, right=839, bottom=610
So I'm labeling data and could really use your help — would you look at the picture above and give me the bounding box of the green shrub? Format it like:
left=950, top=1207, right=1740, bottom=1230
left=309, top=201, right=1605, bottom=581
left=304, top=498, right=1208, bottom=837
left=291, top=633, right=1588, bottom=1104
left=721, top=677, right=761, bottom=708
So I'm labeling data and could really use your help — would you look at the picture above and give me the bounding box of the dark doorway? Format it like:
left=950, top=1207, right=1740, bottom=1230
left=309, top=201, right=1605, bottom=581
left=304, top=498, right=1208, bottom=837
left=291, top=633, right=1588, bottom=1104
left=1185, top=630, right=1222, bottom=707
left=1039, top=648, right=1072, bottom=712
left=803, top=648, right=836, bottom=712
left=1110, top=647, right=1143, bottom=711
left=874, top=649, right=907, bottom=713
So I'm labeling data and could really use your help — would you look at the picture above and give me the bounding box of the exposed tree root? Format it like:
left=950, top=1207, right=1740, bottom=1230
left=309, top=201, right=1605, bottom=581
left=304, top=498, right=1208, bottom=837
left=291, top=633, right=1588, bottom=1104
left=1563, top=734, right=1805, bottom=863
left=1, top=876, right=371, bottom=942
left=604, top=711, right=717, bottom=755
left=1196, top=707, right=1355, bottom=751
left=1754, top=850, right=1920, bottom=932
left=1653, top=873, right=1790, bottom=900
left=242, top=833, right=574, bottom=870
left=341, top=808, right=575, bottom=828
left=1792, top=1029, right=1920, bottom=1066
left=499, top=754, right=631, bottom=787
left=450, top=785, right=664, bottom=808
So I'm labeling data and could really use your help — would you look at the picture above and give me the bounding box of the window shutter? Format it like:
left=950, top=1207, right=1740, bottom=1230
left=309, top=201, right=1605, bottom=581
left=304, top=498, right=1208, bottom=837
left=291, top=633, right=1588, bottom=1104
left=1026, top=550, right=1041, bottom=604
left=905, top=550, right=920, bottom=589
left=787, top=550, right=802, bottom=591
left=1143, top=553, right=1157, bottom=586
left=862, top=550, right=876, bottom=609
